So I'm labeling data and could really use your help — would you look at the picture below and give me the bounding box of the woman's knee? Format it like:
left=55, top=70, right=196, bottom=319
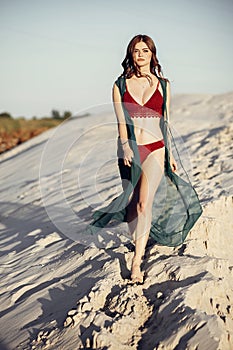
left=137, top=200, right=149, bottom=214
left=137, top=201, right=144, bottom=213
left=137, top=196, right=154, bottom=214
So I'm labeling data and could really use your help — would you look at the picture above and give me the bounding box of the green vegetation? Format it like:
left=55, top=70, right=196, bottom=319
left=0, top=109, right=77, bottom=154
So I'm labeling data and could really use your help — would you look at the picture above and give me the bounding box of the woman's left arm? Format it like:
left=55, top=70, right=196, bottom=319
left=166, top=81, right=177, bottom=172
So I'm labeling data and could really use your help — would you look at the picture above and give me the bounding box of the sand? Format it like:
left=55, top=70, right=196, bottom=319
left=0, top=92, right=232, bottom=350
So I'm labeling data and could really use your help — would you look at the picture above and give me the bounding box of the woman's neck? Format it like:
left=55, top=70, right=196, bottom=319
left=137, top=64, right=151, bottom=76
left=134, top=65, right=154, bottom=86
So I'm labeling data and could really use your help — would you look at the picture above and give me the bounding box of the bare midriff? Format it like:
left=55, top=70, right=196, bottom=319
left=132, top=117, right=163, bottom=144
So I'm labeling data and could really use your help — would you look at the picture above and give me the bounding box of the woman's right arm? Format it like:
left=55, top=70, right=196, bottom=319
left=165, top=81, right=177, bottom=172
left=112, top=82, right=134, bottom=167
left=112, top=82, right=128, bottom=143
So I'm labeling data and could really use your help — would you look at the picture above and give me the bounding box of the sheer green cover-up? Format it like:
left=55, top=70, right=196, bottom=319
left=87, top=74, right=203, bottom=247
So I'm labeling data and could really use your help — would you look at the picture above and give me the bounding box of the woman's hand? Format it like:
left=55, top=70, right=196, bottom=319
left=170, top=154, right=177, bottom=172
left=122, top=142, right=134, bottom=167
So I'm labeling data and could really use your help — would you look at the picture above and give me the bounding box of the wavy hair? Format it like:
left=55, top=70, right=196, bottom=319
left=121, top=34, right=169, bottom=86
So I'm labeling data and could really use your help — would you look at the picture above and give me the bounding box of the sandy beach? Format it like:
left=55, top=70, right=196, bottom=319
left=0, top=91, right=233, bottom=350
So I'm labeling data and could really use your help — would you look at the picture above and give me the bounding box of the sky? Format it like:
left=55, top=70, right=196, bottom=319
left=0, top=0, right=233, bottom=118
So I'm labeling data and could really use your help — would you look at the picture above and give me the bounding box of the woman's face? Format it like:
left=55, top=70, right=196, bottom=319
left=132, top=41, right=152, bottom=68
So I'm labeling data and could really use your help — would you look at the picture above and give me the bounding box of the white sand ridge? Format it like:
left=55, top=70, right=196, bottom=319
left=29, top=197, right=233, bottom=350
left=0, top=92, right=233, bottom=349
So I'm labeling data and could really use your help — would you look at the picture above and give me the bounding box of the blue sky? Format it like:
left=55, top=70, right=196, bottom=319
left=0, top=0, right=233, bottom=118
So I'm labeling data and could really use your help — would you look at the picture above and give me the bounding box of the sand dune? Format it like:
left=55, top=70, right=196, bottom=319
left=28, top=197, right=233, bottom=350
left=0, top=92, right=232, bottom=350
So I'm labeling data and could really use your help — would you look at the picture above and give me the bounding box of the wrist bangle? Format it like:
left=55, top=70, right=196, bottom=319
left=121, top=140, right=128, bottom=146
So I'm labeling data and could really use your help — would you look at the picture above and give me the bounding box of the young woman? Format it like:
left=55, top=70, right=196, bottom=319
left=112, top=34, right=177, bottom=283
left=88, top=34, right=202, bottom=284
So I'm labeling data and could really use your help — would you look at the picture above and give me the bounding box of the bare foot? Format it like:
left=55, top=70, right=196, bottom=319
left=131, top=260, right=144, bottom=284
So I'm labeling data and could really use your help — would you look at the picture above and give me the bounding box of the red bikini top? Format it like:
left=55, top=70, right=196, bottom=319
left=123, top=79, right=163, bottom=118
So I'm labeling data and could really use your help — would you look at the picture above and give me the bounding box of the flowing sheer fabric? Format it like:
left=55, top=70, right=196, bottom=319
left=87, top=74, right=203, bottom=247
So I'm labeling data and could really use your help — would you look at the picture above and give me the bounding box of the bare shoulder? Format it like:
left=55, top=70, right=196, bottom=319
left=112, top=81, right=121, bottom=102
left=112, top=81, right=120, bottom=94
left=112, top=81, right=119, bottom=90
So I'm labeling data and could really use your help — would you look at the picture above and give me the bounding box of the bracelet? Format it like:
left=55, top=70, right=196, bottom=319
left=121, top=140, right=128, bottom=146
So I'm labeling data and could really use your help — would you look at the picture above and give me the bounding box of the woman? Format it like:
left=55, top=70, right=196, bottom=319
left=88, top=34, right=202, bottom=284
left=112, top=34, right=177, bottom=283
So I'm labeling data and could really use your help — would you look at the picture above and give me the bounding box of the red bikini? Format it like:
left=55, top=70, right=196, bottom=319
left=123, top=79, right=163, bottom=118
left=123, top=79, right=165, bottom=163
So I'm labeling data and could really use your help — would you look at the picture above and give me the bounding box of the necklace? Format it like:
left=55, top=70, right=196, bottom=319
left=134, top=75, right=154, bottom=89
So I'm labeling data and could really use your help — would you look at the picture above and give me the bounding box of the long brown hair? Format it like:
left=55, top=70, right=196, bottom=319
left=121, top=34, right=169, bottom=85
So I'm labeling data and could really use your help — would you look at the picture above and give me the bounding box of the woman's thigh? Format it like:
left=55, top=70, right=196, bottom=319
left=127, top=147, right=165, bottom=214
left=139, top=147, right=165, bottom=206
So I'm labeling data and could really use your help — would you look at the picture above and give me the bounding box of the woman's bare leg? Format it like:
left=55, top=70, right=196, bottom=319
left=130, top=147, right=165, bottom=282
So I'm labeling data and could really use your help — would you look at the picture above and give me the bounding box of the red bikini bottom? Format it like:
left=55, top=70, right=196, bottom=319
left=137, top=139, right=165, bottom=164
